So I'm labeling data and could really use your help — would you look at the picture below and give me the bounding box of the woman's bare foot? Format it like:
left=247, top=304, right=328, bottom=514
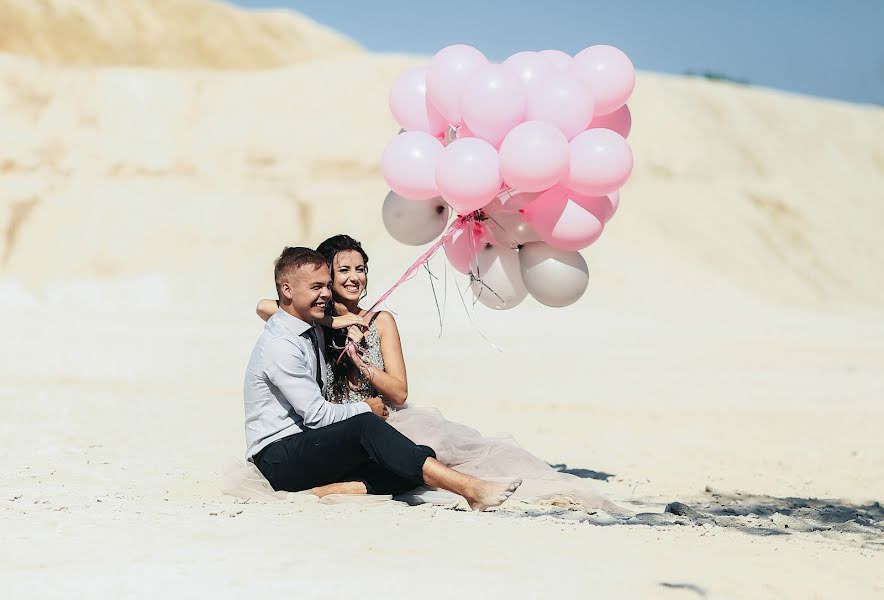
left=464, top=479, right=522, bottom=511
left=421, top=458, right=522, bottom=511
left=307, top=481, right=367, bottom=498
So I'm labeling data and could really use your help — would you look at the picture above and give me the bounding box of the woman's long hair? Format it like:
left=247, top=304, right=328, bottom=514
left=315, top=234, right=370, bottom=401
left=316, top=234, right=369, bottom=303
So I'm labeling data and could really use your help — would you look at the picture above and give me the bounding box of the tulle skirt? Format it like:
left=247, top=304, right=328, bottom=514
left=387, top=405, right=626, bottom=515
left=223, top=404, right=625, bottom=516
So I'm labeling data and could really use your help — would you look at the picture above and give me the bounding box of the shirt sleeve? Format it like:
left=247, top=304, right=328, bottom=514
left=264, top=337, right=370, bottom=429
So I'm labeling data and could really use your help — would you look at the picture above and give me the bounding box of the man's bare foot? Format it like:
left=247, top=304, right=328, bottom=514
left=464, top=479, right=522, bottom=511
left=307, top=481, right=367, bottom=498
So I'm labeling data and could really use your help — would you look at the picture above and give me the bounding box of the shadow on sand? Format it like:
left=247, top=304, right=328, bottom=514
left=629, top=488, right=883, bottom=544
left=494, top=476, right=883, bottom=547
left=548, top=463, right=615, bottom=481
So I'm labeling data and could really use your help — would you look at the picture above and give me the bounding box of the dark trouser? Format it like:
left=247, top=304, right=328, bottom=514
left=254, top=412, right=436, bottom=496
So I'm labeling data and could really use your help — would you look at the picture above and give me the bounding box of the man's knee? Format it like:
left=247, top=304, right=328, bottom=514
left=418, top=444, right=437, bottom=460
left=352, top=411, right=385, bottom=429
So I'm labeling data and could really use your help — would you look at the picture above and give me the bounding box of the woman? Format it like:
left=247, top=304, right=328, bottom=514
left=256, top=234, right=626, bottom=515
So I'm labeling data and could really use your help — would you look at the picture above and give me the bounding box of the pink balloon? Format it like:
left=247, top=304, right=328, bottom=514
left=443, top=220, right=489, bottom=274
left=499, top=121, right=569, bottom=192
left=427, top=45, right=489, bottom=125
left=389, top=67, right=448, bottom=136
left=566, top=128, right=633, bottom=196
left=587, top=104, right=631, bottom=138
left=539, top=49, right=572, bottom=71
left=457, top=123, right=475, bottom=138
left=503, top=51, right=555, bottom=90
left=523, top=186, right=606, bottom=251
left=572, top=45, right=635, bottom=116
left=561, top=190, right=618, bottom=224
left=460, top=64, right=527, bottom=147
left=381, top=131, right=443, bottom=201
left=525, top=72, right=594, bottom=140
left=435, top=138, right=502, bottom=214
left=606, top=191, right=620, bottom=222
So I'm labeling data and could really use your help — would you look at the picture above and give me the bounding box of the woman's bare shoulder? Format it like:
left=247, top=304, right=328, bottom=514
left=373, top=310, right=398, bottom=332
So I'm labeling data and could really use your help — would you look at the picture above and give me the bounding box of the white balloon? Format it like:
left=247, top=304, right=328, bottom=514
left=382, top=191, right=450, bottom=246
left=442, top=125, right=458, bottom=146
left=470, top=245, right=527, bottom=310
left=484, top=189, right=542, bottom=248
left=518, top=241, right=589, bottom=307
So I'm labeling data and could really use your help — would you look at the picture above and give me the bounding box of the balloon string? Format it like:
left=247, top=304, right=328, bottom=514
left=333, top=214, right=474, bottom=365
left=454, top=268, right=503, bottom=354
left=366, top=214, right=471, bottom=314
left=423, top=262, right=444, bottom=334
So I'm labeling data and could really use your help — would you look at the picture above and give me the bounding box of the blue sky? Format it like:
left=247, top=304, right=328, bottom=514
left=231, top=0, right=883, bottom=106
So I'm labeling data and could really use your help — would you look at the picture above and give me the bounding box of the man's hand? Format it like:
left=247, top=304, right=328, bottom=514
left=365, top=396, right=389, bottom=420
left=330, top=313, right=368, bottom=330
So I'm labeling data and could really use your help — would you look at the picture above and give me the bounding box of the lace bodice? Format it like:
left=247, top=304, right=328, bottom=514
left=325, top=318, right=385, bottom=405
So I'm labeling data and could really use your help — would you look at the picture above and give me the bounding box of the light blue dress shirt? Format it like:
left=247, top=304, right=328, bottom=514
left=243, top=309, right=370, bottom=460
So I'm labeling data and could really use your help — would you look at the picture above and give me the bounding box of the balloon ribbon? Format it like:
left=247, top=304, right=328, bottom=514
left=333, top=213, right=475, bottom=364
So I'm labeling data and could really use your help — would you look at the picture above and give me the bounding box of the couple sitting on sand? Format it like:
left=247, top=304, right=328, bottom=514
left=243, top=234, right=624, bottom=513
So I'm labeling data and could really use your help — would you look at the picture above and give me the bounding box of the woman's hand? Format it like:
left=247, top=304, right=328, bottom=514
left=346, top=343, right=377, bottom=387
left=346, top=324, right=365, bottom=345
left=346, top=343, right=368, bottom=373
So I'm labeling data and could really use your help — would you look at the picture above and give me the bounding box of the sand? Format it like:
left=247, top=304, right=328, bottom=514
left=1, top=1, right=883, bottom=598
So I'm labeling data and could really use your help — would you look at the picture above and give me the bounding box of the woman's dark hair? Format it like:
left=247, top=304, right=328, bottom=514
left=316, top=234, right=369, bottom=269
left=315, top=234, right=370, bottom=401
left=316, top=234, right=370, bottom=302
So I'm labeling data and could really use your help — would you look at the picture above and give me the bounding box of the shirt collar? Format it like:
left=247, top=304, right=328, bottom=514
left=273, top=308, right=315, bottom=338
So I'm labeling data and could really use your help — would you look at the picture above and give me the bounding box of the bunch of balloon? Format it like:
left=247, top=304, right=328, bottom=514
left=380, top=44, right=634, bottom=309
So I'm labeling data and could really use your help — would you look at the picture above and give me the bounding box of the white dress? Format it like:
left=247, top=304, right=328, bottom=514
left=324, top=319, right=626, bottom=515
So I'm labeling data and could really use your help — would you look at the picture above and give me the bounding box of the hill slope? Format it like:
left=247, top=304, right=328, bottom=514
left=0, top=0, right=360, bottom=68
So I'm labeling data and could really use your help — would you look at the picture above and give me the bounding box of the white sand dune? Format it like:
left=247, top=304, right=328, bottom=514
left=0, top=0, right=359, bottom=68
left=1, top=1, right=883, bottom=598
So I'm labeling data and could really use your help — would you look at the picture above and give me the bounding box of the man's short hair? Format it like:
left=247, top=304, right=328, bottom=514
left=274, top=247, right=328, bottom=296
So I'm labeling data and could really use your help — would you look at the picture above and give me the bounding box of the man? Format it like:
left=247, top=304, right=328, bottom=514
left=243, top=246, right=520, bottom=509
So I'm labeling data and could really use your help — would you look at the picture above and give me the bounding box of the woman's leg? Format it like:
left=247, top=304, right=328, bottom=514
left=421, top=457, right=521, bottom=511
left=351, top=412, right=522, bottom=510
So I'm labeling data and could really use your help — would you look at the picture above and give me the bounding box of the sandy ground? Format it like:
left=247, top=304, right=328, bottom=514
left=2, top=302, right=882, bottom=599
left=1, top=1, right=883, bottom=598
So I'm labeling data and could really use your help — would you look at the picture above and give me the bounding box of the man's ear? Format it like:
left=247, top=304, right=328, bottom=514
left=279, top=279, right=294, bottom=302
